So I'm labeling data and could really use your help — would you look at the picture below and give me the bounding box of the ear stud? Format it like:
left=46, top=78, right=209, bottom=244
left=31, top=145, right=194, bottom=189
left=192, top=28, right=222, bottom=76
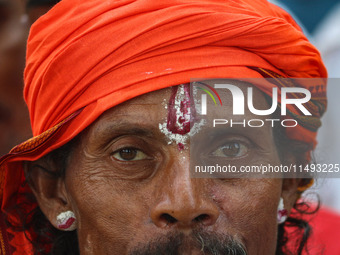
left=56, top=210, right=77, bottom=231
left=277, top=197, right=288, bottom=224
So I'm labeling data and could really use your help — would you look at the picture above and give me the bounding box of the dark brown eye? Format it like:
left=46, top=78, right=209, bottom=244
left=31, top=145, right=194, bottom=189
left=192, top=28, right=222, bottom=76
left=112, top=148, right=148, bottom=161
left=222, top=142, right=240, bottom=156
left=212, top=142, right=247, bottom=158
left=119, top=148, right=137, bottom=160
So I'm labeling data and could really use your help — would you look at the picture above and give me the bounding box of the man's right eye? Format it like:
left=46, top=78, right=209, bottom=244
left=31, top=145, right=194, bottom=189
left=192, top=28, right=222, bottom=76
left=111, top=147, right=149, bottom=161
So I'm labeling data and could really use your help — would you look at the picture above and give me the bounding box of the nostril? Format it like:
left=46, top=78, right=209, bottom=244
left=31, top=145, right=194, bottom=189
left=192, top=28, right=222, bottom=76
left=160, top=213, right=178, bottom=224
left=193, top=214, right=210, bottom=223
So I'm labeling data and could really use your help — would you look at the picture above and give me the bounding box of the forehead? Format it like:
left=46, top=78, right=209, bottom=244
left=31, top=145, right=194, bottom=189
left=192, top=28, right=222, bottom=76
left=100, top=79, right=268, bottom=114
left=197, top=79, right=269, bottom=110
left=82, top=79, right=272, bottom=143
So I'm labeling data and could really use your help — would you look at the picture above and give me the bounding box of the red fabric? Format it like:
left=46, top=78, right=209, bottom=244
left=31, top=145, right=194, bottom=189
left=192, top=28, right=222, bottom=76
left=0, top=212, right=14, bottom=254
left=24, top=0, right=326, bottom=139
left=286, top=206, right=340, bottom=255
left=308, top=207, right=340, bottom=255
left=0, top=0, right=327, bottom=253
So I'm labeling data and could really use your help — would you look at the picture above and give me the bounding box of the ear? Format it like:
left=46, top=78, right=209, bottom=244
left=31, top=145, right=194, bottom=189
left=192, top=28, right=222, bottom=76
left=280, top=151, right=310, bottom=213
left=281, top=178, right=300, bottom=213
left=24, top=157, right=73, bottom=230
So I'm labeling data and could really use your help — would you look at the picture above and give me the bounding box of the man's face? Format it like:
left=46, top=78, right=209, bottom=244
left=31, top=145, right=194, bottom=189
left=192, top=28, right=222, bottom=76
left=37, top=80, right=299, bottom=254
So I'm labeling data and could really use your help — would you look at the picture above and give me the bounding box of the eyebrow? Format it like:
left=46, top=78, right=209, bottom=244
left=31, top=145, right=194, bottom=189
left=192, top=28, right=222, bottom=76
left=203, top=125, right=271, bottom=136
left=100, top=121, right=155, bottom=135
left=196, top=125, right=274, bottom=149
left=92, top=120, right=160, bottom=147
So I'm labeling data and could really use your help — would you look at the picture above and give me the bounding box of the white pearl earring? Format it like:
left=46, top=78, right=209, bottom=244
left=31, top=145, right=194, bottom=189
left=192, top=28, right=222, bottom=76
left=277, top=197, right=288, bottom=224
left=56, top=210, right=77, bottom=231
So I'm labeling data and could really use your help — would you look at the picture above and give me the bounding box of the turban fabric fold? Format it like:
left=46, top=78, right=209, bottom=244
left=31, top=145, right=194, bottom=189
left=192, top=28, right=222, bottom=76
left=0, top=0, right=327, bottom=253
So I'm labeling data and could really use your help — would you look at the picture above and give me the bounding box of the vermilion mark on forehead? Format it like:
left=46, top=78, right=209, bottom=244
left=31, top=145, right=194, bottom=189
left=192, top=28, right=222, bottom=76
left=167, top=86, right=189, bottom=135
left=166, top=84, right=196, bottom=150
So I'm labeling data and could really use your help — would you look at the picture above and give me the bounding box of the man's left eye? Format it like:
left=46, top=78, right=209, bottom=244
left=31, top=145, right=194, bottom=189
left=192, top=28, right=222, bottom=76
left=211, top=142, right=248, bottom=158
left=111, top=148, right=149, bottom=161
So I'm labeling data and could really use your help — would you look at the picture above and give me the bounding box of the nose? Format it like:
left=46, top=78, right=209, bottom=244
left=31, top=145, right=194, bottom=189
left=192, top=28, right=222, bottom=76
left=150, top=160, right=219, bottom=229
left=151, top=198, right=219, bottom=228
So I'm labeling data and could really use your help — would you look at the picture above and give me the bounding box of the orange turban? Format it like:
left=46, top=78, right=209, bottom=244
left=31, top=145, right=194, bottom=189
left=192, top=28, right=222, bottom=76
left=0, top=0, right=327, bottom=253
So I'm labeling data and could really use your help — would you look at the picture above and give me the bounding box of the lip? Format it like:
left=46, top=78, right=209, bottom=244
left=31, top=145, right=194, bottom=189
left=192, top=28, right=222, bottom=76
left=178, top=248, right=206, bottom=255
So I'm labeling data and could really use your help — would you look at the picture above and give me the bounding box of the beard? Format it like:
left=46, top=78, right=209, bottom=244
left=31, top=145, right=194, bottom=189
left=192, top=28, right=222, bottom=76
left=129, top=230, right=247, bottom=255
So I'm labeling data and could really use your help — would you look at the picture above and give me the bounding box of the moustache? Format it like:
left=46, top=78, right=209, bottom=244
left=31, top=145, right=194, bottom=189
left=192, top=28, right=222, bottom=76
left=129, top=230, right=247, bottom=255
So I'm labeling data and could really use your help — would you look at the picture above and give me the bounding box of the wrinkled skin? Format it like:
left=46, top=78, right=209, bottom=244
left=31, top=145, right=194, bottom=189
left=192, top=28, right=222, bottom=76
left=0, top=0, right=31, bottom=156
left=28, top=80, right=300, bottom=254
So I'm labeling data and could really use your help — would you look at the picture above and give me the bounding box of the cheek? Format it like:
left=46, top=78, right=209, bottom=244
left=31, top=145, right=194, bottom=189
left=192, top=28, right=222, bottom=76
left=65, top=159, right=152, bottom=253
left=211, top=179, right=281, bottom=254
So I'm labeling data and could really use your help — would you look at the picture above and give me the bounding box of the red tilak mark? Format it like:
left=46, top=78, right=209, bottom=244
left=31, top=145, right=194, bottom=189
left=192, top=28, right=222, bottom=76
left=58, top=217, right=75, bottom=230
left=178, top=143, right=184, bottom=151
left=167, top=84, right=196, bottom=135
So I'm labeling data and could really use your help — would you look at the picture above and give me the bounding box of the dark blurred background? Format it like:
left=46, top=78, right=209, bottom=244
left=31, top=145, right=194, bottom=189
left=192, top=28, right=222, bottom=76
left=0, top=0, right=59, bottom=156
